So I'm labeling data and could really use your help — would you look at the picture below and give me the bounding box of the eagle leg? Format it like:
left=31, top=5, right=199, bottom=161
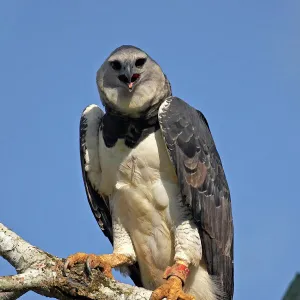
left=63, top=252, right=132, bottom=279
left=150, top=262, right=195, bottom=300
left=150, top=276, right=195, bottom=300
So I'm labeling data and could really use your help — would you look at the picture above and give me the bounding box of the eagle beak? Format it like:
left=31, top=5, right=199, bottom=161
left=123, top=67, right=133, bottom=91
left=118, top=67, right=141, bottom=92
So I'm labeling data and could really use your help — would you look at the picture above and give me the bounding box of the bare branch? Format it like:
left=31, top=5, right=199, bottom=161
left=0, top=223, right=49, bottom=273
left=0, top=291, right=27, bottom=300
left=0, top=222, right=153, bottom=299
left=0, top=271, right=46, bottom=292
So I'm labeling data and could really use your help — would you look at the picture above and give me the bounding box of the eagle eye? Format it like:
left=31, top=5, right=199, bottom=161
left=110, top=60, right=122, bottom=71
left=135, top=58, right=147, bottom=68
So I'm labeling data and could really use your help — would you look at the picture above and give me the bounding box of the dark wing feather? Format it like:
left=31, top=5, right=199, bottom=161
left=159, top=97, right=234, bottom=299
left=80, top=105, right=143, bottom=287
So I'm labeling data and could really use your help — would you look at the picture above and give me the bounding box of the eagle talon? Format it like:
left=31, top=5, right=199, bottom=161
left=86, top=255, right=113, bottom=279
left=63, top=252, right=89, bottom=276
left=150, top=276, right=195, bottom=300
left=85, top=256, right=92, bottom=275
left=64, top=253, right=130, bottom=280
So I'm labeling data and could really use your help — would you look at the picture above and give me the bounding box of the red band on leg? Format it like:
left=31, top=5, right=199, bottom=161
left=163, top=263, right=190, bottom=285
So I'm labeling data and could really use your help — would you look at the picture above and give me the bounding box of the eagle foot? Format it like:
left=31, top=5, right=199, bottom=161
left=150, top=276, right=195, bottom=300
left=63, top=252, right=131, bottom=279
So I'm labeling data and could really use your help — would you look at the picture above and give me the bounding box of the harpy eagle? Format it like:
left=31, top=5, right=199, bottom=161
left=65, top=45, right=234, bottom=300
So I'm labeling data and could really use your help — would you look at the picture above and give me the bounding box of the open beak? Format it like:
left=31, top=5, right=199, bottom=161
left=118, top=68, right=140, bottom=91
left=128, top=73, right=140, bottom=91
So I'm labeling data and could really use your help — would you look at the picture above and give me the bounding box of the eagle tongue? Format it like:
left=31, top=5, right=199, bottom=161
left=128, top=82, right=134, bottom=89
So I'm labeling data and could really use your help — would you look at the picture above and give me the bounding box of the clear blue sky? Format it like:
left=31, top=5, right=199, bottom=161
left=0, top=1, right=299, bottom=299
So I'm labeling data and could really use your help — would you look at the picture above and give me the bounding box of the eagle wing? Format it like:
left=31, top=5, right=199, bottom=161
left=158, top=97, right=234, bottom=299
left=80, top=104, right=143, bottom=287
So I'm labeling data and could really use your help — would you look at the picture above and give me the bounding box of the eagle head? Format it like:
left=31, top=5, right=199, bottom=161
left=96, top=45, right=171, bottom=117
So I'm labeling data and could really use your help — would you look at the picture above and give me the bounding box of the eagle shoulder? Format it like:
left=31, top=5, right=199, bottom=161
left=80, top=104, right=113, bottom=239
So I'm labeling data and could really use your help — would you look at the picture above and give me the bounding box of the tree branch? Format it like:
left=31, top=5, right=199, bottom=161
left=0, top=223, right=48, bottom=273
left=0, top=291, right=27, bottom=300
left=0, top=272, right=47, bottom=292
left=0, top=223, right=152, bottom=299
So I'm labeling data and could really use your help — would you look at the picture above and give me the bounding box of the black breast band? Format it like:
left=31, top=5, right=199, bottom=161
left=101, top=112, right=160, bottom=148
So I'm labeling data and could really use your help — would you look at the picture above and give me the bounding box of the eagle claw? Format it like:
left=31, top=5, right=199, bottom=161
left=63, top=252, right=131, bottom=279
left=63, top=252, right=89, bottom=276
left=150, top=276, right=195, bottom=300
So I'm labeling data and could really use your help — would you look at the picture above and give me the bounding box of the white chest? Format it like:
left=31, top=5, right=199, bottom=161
left=98, top=129, right=177, bottom=198
left=97, top=129, right=196, bottom=290
left=104, top=133, right=177, bottom=236
left=98, top=130, right=181, bottom=286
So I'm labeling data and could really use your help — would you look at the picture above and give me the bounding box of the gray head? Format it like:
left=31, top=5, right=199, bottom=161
left=96, top=45, right=171, bottom=117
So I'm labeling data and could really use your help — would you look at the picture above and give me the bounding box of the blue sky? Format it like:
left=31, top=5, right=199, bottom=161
left=0, top=1, right=299, bottom=299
